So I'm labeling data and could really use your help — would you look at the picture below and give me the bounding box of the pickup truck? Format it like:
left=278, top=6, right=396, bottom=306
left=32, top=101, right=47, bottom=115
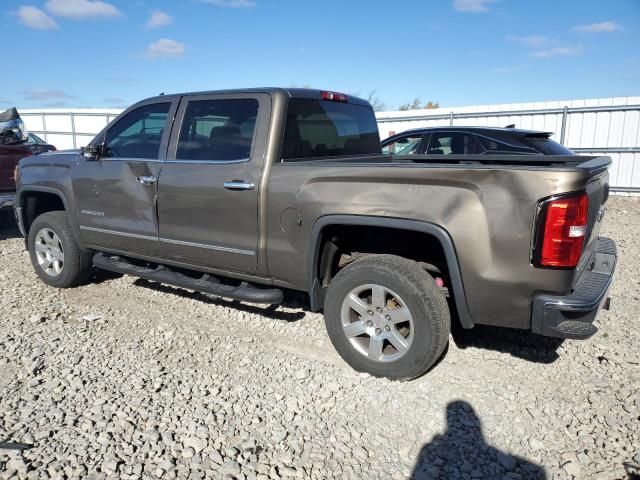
left=14, top=88, right=617, bottom=380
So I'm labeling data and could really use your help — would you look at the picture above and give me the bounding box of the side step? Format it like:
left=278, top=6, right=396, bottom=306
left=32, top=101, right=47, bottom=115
left=93, top=253, right=283, bottom=304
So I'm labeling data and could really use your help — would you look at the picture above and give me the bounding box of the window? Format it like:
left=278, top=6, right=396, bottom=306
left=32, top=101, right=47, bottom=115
left=382, top=135, right=423, bottom=155
left=282, top=99, right=380, bottom=160
left=176, top=99, right=259, bottom=161
left=524, top=137, right=573, bottom=155
left=477, top=135, right=537, bottom=155
left=427, top=132, right=482, bottom=155
left=105, top=103, right=170, bottom=159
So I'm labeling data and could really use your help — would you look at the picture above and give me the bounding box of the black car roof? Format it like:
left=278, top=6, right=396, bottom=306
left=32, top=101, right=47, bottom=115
left=386, top=126, right=552, bottom=137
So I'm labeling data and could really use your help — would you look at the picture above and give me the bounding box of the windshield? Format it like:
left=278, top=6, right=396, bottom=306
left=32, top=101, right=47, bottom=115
left=282, top=99, right=380, bottom=160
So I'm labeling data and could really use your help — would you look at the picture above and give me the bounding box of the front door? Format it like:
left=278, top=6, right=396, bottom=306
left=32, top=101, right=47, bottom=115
left=157, top=93, right=270, bottom=274
left=74, top=101, right=176, bottom=257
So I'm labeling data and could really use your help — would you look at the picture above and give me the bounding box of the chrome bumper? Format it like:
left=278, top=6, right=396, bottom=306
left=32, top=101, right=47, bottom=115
left=0, top=193, right=14, bottom=210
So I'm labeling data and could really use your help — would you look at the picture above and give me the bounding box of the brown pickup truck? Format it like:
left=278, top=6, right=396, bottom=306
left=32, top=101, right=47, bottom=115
left=14, top=88, right=617, bottom=380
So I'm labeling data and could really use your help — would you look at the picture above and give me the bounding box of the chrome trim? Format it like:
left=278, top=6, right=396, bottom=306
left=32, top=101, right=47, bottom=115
left=223, top=181, right=255, bottom=191
left=80, top=226, right=158, bottom=241
left=101, top=157, right=164, bottom=163
left=159, top=237, right=255, bottom=256
left=164, top=158, right=250, bottom=165
left=14, top=206, right=26, bottom=236
left=79, top=226, right=255, bottom=255
left=0, top=194, right=15, bottom=209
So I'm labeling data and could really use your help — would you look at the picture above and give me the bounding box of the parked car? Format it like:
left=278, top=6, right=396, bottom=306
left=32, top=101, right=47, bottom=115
left=381, top=126, right=574, bottom=156
left=26, top=133, right=57, bottom=155
left=14, top=88, right=616, bottom=380
left=0, top=109, right=57, bottom=218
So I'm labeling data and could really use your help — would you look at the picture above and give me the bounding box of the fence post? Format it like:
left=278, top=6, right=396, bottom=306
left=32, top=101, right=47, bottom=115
left=449, top=111, right=454, bottom=126
left=559, top=105, right=568, bottom=145
left=70, top=113, right=77, bottom=148
left=41, top=113, right=47, bottom=143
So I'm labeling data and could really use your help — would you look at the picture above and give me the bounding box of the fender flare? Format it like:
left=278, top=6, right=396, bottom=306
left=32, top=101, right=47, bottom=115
left=16, top=186, right=82, bottom=246
left=307, top=215, right=474, bottom=328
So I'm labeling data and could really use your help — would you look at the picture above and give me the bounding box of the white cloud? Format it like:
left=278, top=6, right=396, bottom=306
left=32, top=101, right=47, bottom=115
left=531, top=46, right=583, bottom=59
left=452, top=0, right=496, bottom=13
left=201, top=0, right=256, bottom=7
left=17, top=6, right=59, bottom=30
left=24, top=88, right=75, bottom=101
left=146, top=10, right=173, bottom=28
left=45, top=0, right=120, bottom=19
left=146, top=38, right=185, bottom=58
left=573, top=21, right=623, bottom=34
left=507, top=35, right=550, bottom=48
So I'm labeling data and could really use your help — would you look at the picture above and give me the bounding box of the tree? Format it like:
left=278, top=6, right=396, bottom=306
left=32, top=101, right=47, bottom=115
left=398, top=98, right=440, bottom=111
left=350, top=89, right=386, bottom=112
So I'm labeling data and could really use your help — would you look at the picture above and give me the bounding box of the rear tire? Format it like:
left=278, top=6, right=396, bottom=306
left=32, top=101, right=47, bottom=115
left=324, top=254, right=450, bottom=380
left=28, top=211, right=92, bottom=288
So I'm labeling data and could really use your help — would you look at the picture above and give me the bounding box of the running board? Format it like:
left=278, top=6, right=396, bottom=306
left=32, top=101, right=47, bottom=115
left=92, top=253, right=283, bottom=304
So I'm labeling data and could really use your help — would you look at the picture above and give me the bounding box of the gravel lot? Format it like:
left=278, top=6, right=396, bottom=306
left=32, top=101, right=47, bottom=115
left=0, top=197, right=638, bottom=480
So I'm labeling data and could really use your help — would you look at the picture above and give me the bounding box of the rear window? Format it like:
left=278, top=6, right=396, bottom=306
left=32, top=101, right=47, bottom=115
left=282, top=99, right=380, bottom=160
left=524, top=136, right=574, bottom=155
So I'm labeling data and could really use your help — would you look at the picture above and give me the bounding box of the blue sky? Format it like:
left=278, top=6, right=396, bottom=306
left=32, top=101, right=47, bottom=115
left=1, top=0, right=639, bottom=110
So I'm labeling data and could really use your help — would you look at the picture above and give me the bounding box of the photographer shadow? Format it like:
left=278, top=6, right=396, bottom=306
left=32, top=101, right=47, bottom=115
left=411, top=400, right=547, bottom=480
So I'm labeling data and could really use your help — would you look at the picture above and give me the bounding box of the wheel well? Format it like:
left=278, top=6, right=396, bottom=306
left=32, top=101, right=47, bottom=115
left=22, top=191, right=65, bottom=235
left=314, top=223, right=469, bottom=328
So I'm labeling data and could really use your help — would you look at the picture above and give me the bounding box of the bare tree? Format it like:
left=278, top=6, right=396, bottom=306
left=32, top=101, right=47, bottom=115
left=398, top=97, right=440, bottom=111
left=350, top=89, right=387, bottom=112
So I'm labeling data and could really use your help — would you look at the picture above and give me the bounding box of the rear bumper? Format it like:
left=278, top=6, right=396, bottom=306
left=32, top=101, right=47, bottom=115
left=0, top=193, right=15, bottom=210
left=532, top=237, right=617, bottom=340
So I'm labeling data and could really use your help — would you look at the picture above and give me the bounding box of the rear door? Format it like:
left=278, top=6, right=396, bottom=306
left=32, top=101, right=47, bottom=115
left=156, top=93, right=271, bottom=274
left=73, top=100, right=177, bottom=256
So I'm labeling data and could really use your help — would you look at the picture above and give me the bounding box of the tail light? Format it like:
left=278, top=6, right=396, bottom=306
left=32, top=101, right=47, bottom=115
left=534, top=192, right=589, bottom=268
left=320, top=91, right=348, bottom=102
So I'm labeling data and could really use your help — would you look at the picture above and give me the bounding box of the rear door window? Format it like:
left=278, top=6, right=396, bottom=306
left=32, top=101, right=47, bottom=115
left=477, top=135, right=538, bottom=154
left=175, top=99, right=259, bottom=161
left=524, top=137, right=573, bottom=155
left=282, top=99, right=380, bottom=160
left=427, top=132, right=482, bottom=155
left=382, top=135, right=424, bottom=155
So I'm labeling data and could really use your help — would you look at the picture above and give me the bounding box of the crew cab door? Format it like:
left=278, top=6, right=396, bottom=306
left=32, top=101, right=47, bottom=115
left=156, top=93, right=270, bottom=274
left=73, top=100, right=177, bottom=256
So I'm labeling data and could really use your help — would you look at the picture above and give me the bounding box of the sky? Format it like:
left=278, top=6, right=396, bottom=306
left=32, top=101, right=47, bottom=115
left=1, top=0, right=639, bottom=111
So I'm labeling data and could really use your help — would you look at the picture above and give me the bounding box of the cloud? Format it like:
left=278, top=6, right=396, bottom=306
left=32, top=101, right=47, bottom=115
left=45, top=0, right=120, bottom=19
left=572, top=21, right=622, bottom=34
left=146, top=10, right=173, bottom=28
left=531, top=45, right=582, bottom=59
left=145, top=38, right=185, bottom=58
left=16, top=5, right=59, bottom=30
left=452, top=0, right=496, bottom=13
left=201, top=0, right=256, bottom=7
left=24, top=88, right=76, bottom=101
left=507, top=35, right=550, bottom=48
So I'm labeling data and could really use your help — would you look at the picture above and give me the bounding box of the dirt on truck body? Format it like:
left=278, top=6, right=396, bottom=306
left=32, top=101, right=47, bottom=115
left=14, top=88, right=616, bottom=379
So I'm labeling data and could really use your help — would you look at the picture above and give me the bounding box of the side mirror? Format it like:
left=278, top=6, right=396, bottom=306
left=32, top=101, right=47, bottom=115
left=81, top=144, right=103, bottom=160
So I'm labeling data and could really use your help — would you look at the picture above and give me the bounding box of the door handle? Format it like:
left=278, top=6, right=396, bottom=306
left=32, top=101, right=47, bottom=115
left=224, top=181, right=255, bottom=191
left=137, top=176, right=157, bottom=186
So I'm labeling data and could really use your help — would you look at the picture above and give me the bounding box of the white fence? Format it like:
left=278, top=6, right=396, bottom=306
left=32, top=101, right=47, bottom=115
left=20, top=95, right=640, bottom=193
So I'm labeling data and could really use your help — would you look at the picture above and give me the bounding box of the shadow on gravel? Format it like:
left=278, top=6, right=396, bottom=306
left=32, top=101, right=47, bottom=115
left=0, top=441, right=32, bottom=452
left=452, top=324, right=564, bottom=364
left=133, top=279, right=308, bottom=322
left=411, top=401, right=547, bottom=480
left=0, top=211, right=20, bottom=240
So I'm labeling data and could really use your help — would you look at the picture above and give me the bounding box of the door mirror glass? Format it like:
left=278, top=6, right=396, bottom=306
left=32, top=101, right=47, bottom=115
left=81, top=144, right=103, bottom=160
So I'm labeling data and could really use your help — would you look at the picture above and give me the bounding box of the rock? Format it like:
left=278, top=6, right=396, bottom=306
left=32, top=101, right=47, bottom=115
left=220, top=460, right=241, bottom=475
left=183, top=436, right=208, bottom=452
left=496, top=452, right=517, bottom=470
left=181, top=447, right=195, bottom=459
left=82, top=313, right=102, bottom=322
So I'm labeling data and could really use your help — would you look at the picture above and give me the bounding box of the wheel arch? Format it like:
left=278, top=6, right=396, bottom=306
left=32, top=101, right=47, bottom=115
left=17, top=187, right=73, bottom=239
left=307, top=215, right=474, bottom=328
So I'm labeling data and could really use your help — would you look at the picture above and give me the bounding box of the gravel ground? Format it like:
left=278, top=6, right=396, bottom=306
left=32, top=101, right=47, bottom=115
left=0, top=197, right=638, bottom=480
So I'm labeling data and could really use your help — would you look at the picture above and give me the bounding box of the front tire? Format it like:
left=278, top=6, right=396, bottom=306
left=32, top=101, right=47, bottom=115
left=324, top=254, right=450, bottom=380
left=28, top=211, right=92, bottom=288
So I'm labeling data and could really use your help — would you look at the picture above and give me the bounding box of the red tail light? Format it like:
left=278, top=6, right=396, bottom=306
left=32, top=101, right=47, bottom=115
left=320, top=91, right=348, bottom=102
left=535, top=192, right=589, bottom=268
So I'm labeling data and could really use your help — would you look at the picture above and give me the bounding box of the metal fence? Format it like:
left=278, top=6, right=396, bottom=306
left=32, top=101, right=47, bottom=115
left=20, top=96, right=640, bottom=193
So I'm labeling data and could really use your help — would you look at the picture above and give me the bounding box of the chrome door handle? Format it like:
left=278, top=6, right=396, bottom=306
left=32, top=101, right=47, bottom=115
left=224, top=181, right=255, bottom=191
left=137, top=176, right=157, bottom=185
